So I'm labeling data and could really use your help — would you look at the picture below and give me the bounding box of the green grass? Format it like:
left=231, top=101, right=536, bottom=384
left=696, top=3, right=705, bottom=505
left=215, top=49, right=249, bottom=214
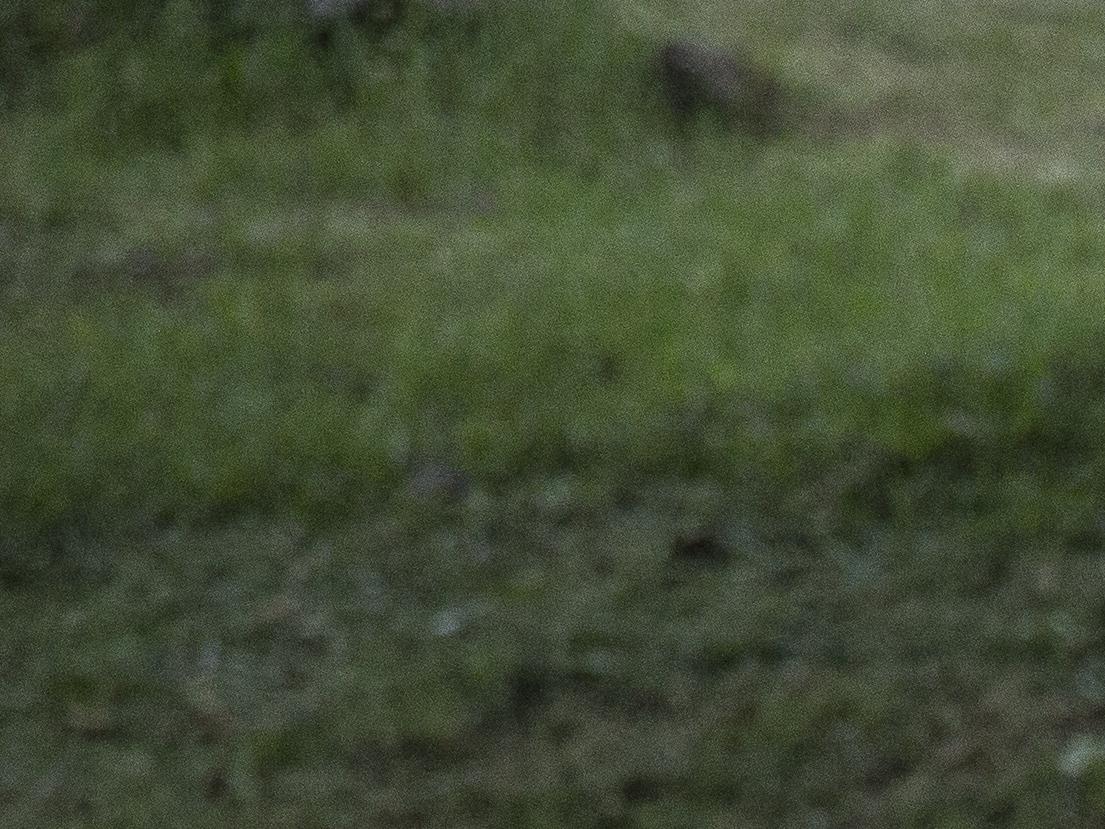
left=8, top=506, right=1105, bottom=827
left=4, top=1, right=1105, bottom=826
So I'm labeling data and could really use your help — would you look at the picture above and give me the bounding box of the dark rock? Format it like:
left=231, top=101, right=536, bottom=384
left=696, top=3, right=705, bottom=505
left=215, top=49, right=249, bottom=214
left=657, top=38, right=784, bottom=136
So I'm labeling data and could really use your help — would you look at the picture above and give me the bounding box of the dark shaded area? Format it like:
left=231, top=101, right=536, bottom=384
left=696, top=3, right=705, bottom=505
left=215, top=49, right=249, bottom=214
left=657, top=38, right=784, bottom=136
left=5, top=472, right=1105, bottom=826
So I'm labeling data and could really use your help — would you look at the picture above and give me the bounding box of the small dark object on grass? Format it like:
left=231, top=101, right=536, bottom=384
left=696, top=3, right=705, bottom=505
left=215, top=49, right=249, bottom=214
left=670, top=528, right=730, bottom=566
left=658, top=38, right=784, bottom=137
left=204, top=769, right=229, bottom=801
left=622, top=775, right=663, bottom=804
left=509, top=664, right=551, bottom=716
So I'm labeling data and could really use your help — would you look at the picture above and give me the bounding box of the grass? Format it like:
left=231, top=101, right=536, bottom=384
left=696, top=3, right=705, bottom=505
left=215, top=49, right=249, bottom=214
left=4, top=1, right=1105, bottom=826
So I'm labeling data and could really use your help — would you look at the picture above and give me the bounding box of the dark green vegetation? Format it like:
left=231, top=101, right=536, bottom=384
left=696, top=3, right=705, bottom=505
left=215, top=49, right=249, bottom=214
left=4, top=1, right=1105, bottom=826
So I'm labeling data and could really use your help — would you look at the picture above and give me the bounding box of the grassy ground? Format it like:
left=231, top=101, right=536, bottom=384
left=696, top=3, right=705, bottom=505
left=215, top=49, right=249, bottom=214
left=4, top=1, right=1105, bottom=826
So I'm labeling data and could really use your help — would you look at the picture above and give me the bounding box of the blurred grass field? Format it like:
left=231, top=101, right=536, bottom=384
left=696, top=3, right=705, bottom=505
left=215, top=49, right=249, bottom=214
left=4, top=1, right=1105, bottom=826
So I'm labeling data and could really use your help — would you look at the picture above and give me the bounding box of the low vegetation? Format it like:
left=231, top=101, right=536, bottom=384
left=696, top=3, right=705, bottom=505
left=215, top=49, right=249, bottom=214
left=4, top=1, right=1105, bottom=826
